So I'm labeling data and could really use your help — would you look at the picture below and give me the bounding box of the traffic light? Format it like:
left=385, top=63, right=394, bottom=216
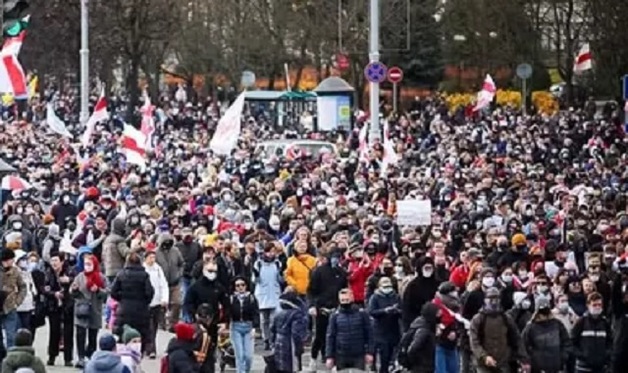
left=3, top=0, right=29, bottom=37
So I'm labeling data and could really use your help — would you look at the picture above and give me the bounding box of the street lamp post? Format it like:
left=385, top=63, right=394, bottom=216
left=79, top=0, right=89, bottom=126
left=453, top=34, right=467, bottom=91
left=368, top=0, right=380, bottom=143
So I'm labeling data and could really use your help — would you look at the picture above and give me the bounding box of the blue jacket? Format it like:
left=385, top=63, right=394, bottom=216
left=253, top=258, right=282, bottom=309
left=367, top=290, right=401, bottom=343
left=271, top=296, right=308, bottom=372
left=326, top=306, right=374, bottom=359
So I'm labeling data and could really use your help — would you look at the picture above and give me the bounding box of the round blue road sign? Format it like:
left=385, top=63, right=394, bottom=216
left=364, top=61, right=388, bottom=83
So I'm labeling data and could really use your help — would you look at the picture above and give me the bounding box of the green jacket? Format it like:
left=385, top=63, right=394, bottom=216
left=1, top=346, right=47, bottom=373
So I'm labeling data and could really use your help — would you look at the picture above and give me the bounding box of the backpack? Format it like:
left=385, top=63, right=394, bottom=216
left=397, top=323, right=420, bottom=369
left=476, top=312, right=519, bottom=352
left=194, top=326, right=211, bottom=363
left=160, top=354, right=169, bottom=373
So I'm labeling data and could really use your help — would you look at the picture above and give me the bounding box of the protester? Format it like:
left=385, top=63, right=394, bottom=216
left=84, top=333, right=131, bottom=373
left=0, top=249, right=26, bottom=350
left=117, top=325, right=143, bottom=373
left=166, top=322, right=200, bottom=373
left=142, top=246, right=169, bottom=359
left=155, top=233, right=184, bottom=331
left=0, top=329, right=46, bottom=373
left=252, top=243, right=283, bottom=350
left=406, top=303, right=441, bottom=373
left=110, top=253, right=154, bottom=350
left=270, top=291, right=308, bottom=373
left=70, top=253, right=107, bottom=368
left=367, top=276, right=401, bottom=373
left=571, top=292, right=612, bottom=373
left=227, top=276, right=257, bottom=373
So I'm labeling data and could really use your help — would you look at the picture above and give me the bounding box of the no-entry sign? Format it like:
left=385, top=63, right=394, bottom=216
left=387, top=66, right=403, bottom=84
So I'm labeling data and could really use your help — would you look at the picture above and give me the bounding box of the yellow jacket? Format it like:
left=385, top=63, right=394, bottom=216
left=284, top=254, right=316, bottom=295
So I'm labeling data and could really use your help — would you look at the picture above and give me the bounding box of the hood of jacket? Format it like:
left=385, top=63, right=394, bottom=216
left=166, top=338, right=196, bottom=355
left=110, top=217, right=126, bottom=236
left=410, top=302, right=440, bottom=331
left=87, top=350, right=125, bottom=372
left=3, top=346, right=37, bottom=369
left=157, top=233, right=174, bottom=249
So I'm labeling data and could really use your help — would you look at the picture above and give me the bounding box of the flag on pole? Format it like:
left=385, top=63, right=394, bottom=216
left=573, top=43, right=592, bottom=73
left=2, top=15, right=29, bottom=56
left=81, top=89, right=108, bottom=147
left=140, top=90, right=155, bottom=149
left=210, top=92, right=246, bottom=155
left=0, top=16, right=28, bottom=98
left=45, top=103, right=73, bottom=138
left=358, top=124, right=369, bottom=163
left=473, top=74, right=496, bottom=112
left=381, top=120, right=399, bottom=176
left=120, top=124, right=147, bottom=170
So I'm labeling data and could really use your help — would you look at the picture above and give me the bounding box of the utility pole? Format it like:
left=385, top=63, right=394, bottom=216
left=79, top=0, right=89, bottom=125
left=368, top=0, right=380, bottom=143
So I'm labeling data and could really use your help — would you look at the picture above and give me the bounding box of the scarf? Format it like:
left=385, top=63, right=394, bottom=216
left=84, top=256, right=105, bottom=290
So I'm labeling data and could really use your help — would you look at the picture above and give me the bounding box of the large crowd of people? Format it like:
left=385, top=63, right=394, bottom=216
left=0, top=88, right=626, bottom=373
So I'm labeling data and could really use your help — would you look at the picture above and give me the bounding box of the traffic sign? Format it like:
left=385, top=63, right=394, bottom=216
left=387, top=66, right=404, bottom=84
left=516, top=63, right=533, bottom=80
left=336, top=53, right=350, bottom=71
left=623, top=75, right=628, bottom=100
left=364, top=61, right=388, bottom=83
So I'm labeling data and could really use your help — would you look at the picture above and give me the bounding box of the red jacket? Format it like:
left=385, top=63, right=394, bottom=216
left=347, top=259, right=374, bottom=303
left=433, top=297, right=455, bottom=327
left=449, top=264, right=469, bottom=289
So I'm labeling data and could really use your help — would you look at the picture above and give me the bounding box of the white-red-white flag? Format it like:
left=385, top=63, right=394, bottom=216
left=573, top=43, right=592, bottom=73
left=45, top=103, right=73, bottom=138
left=210, top=92, right=246, bottom=155
left=81, top=89, right=108, bottom=147
left=473, top=74, right=496, bottom=112
left=358, top=124, right=369, bottom=163
left=381, top=120, right=399, bottom=176
left=0, top=16, right=28, bottom=98
left=140, top=91, right=155, bottom=150
left=120, top=124, right=147, bottom=170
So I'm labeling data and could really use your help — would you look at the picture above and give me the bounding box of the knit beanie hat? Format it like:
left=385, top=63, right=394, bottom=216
left=14, top=329, right=32, bottom=347
left=122, top=324, right=141, bottom=344
left=174, top=322, right=196, bottom=342
left=99, top=333, right=117, bottom=351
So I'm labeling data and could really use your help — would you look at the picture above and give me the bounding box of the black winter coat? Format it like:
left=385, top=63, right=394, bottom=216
left=325, top=306, right=374, bottom=359
left=184, top=277, right=230, bottom=323
left=307, top=264, right=347, bottom=309
left=407, top=303, right=439, bottom=373
left=521, top=317, right=570, bottom=373
left=166, top=338, right=200, bottom=373
left=402, top=275, right=437, bottom=329
left=571, top=314, right=613, bottom=371
left=177, top=241, right=201, bottom=279
left=367, top=290, right=401, bottom=343
left=110, top=264, right=154, bottom=335
left=228, top=292, right=259, bottom=324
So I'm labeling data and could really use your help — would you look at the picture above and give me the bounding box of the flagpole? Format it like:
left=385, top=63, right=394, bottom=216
left=79, top=0, right=90, bottom=126
left=368, top=0, right=380, bottom=144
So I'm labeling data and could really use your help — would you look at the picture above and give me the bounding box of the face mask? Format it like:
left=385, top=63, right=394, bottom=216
left=484, top=299, right=501, bottom=312
left=422, top=268, right=433, bottom=278
left=588, top=306, right=602, bottom=316
left=27, top=262, right=38, bottom=272
left=223, top=194, right=233, bottom=202
left=339, top=302, right=352, bottom=310
left=16, top=207, right=23, bottom=214
left=432, top=231, right=442, bottom=239
left=395, top=266, right=404, bottom=275
left=129, top=342, right=142, bottom=352
left=204, top=271, right=217, bottom=281
left=589, top=275, right=599, bottom=282
left=63, top=196, right=71, bottom=204
left=380, top=287, right=394, bottom=295
left=18, top=261, right=27, bottom=270
left=557, top=302, right=569, bottom=313
left=501, top=274, right=513, bottom=283
left=521, top=299, right=531, bottom=310
left=84, top=264, right=94, bottom=272
left=12, top=222, right=22, bottom=230
left=482, top=277, right=495, bottom=288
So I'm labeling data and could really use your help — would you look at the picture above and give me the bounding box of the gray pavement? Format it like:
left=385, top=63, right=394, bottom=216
left=32, top=322, right=270, bottom=372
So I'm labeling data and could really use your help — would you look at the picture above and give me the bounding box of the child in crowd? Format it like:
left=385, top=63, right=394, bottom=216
left=117, top=325, right=143, bottom=373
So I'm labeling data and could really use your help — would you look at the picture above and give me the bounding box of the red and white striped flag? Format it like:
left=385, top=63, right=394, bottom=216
left=0, top=16, right=28, bottom=98
left=81, top=89, right=108, bottom=147
left=381, top=120, right=399, bottom=176
left=573, top=43, right=592, bottom=73
left=140, top=91, right=155, bottom=150
left=473, top=74, right=496, bottom=112
left=358, top=124, right=369, bottom=163
left=120, top=124, right=147, bottom=170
